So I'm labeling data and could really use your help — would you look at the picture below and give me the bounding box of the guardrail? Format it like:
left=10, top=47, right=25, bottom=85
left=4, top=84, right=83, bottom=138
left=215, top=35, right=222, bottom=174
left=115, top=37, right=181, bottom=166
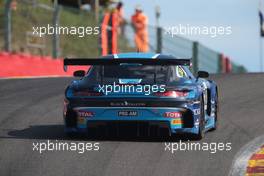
left=122, top=24, right=246, bottom=74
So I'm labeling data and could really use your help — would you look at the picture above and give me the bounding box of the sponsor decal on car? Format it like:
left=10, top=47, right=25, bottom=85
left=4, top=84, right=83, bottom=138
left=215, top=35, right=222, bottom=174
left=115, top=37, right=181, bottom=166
left=110, top=101, right=146, bottom=107
left=171, top=119, right=182, bottom=125
left=77, top=111, right=94, bottom=117
left=118, top=110, right=138, bottom=117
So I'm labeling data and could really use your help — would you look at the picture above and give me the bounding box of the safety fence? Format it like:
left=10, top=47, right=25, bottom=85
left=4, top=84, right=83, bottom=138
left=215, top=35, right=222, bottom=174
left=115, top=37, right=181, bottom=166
left=9, top=0, right=53, bottom=56
left=1, top=0, right=100, bottom=58
left=196, top=43, right=220, bottom=73
left=1, top=0, right=247, bottom=75
left=162, top=30, right=193, bottom=58
left=123, top=24, right=246, bottom=74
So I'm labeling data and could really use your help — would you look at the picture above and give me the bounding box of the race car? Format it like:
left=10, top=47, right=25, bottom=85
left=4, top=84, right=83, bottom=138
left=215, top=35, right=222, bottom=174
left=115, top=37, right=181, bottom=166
left=63, top=53, right=218, bottom=139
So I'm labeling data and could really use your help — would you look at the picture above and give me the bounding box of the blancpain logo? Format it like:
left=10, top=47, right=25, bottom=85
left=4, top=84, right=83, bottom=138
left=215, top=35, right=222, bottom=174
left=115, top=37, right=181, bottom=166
left=110, top=102, right=146, bottom=107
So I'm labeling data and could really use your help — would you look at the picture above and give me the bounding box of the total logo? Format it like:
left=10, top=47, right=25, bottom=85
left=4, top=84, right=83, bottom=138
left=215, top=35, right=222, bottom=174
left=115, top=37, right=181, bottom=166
left=163, top=112, right=181, bottom=118
left=77, top=111, right=94, bottom=117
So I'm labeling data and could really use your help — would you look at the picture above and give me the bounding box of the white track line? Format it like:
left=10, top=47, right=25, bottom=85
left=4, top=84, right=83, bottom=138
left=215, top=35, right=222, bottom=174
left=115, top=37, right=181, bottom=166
left=228, top=135, right=264, bottom=176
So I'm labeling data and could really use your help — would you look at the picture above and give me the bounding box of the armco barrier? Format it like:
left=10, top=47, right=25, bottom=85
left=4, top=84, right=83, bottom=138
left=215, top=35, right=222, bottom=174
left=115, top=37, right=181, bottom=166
left=0, top=52, right=89, bottom=78
left=197, top=43, right=220, bottom=74
left=0, top=51, right=246, bottom=78
left=123, top=24, right=246, bottom=74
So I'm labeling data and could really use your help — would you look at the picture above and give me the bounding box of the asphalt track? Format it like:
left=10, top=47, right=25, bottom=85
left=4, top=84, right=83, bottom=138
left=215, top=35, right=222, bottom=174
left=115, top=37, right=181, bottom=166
left=0, top=73, right=264, bottom=176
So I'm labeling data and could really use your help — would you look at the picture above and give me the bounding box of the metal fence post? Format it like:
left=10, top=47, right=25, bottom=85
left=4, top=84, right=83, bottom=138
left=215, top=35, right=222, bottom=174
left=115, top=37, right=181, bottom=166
left=52, top=0, right=60, bottom=59
left=218, top=53, right=223, bottom=73
left=94, top=0, right=99, bottom=23
left=155, top=6, right=161, bottom=53
left=4, top=0, right=12, bottom=52
left=192, top=41, right=198, bottom=74
left=156, top=27, right=162, bottom=53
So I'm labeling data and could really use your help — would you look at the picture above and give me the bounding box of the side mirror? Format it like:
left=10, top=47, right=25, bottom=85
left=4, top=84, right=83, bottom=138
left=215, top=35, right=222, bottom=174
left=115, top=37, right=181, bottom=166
left=197, top=71, right=209, bottom=78
left=73, top=70, right=85, bottom=77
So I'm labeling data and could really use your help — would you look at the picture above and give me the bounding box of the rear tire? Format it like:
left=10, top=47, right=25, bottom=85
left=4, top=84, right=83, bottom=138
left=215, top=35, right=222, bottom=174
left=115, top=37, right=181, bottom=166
left=65, top=130, right=79, bottom=139
left=64, top=110, right=78, bottom=138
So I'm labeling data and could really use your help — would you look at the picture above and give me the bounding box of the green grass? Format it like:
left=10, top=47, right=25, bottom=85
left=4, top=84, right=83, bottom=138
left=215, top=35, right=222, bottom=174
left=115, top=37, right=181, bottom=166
left=59, top=6, right=100, bottom=57
left=0, top=0, right=133, bottom=57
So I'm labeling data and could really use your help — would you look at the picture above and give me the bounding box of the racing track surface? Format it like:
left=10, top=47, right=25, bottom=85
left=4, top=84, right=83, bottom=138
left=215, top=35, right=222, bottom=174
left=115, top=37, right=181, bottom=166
left=0, top=73, right=264, bottom=176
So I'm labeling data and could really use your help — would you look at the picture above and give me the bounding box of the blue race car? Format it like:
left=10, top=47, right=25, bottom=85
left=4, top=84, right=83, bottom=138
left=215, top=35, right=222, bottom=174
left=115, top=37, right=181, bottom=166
left=63, top=53, right=218, bottom=139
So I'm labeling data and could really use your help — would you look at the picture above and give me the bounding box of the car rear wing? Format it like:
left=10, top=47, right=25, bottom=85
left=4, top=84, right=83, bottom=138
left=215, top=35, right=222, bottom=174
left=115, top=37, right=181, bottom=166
left=63, top=57, right=191, bottom=71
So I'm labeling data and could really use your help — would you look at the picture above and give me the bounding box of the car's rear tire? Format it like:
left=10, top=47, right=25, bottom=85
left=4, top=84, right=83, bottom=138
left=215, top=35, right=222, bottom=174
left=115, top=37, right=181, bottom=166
left=64, top=110, right=78, bottom=138
left=65, top=131, right=77, bottom=138
left=65, top=110, right=77, bottom=128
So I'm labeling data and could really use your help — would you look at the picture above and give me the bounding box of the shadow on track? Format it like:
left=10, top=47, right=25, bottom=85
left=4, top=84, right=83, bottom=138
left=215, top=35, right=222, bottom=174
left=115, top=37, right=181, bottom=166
left=2, top=125, right=200, bottom=142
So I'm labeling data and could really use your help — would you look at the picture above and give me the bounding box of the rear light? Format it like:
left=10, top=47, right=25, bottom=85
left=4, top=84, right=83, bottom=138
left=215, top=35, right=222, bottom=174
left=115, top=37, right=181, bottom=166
left=164, top=112, right=181, bottom=118
left=63, top=99, right=69, bottom=116
left=155, top=90, right=188, bottom=98
left=64, top=98, right=69, bottom=106
left=74, top=91, right=103, bottom=96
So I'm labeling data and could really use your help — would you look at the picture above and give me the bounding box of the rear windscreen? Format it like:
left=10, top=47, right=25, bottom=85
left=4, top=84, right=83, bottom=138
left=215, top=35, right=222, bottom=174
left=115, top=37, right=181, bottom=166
left=83, top=65, right=177, bottom=84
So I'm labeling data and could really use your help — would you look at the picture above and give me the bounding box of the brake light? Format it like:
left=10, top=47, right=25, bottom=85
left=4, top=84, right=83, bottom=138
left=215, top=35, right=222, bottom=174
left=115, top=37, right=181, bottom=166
left=155, top=90, right=188, bottom=98
left=63, top=99, right=69, bottom=116
left=164, top=112, right=181, bottom=118
left=64, top=98, right=69, bottom=106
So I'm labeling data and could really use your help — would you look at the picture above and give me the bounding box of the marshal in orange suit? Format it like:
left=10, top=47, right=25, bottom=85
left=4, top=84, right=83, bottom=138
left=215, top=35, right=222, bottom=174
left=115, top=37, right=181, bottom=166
left=131, top=5, right=149, bottom=52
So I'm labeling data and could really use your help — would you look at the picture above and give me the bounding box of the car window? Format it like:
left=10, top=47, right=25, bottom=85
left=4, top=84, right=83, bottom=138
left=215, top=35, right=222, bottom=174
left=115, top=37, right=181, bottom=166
left=176, top=66, right=188, bottom=78
left=83, top=65, right=182, bottom=85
